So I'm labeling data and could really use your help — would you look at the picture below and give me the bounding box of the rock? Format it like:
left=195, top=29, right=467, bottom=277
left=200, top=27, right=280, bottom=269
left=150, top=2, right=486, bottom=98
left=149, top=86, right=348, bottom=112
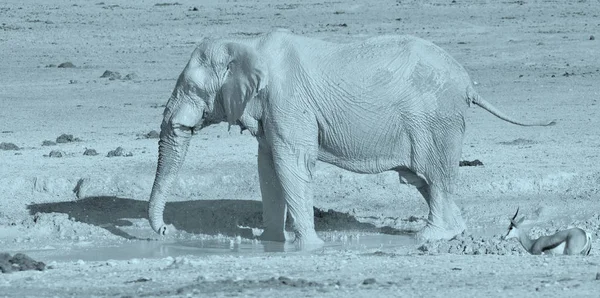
left=459, top=159, right=484, bottom=167
left=463, top=244, right=473, bottom=254
left=0, top=142, right=19, bottom=150
left=590, top=35, right=595, bottom=40
left=145, top=130, right=160, bottom=139
left=362, top=278, right=377, bottom=285
left=48, top=150, right=64, bottom=158
left=0, top=253, right=11, bottom=273
left=42, top=140, right=56, bottom=146
left=122, top=73, right=138, bottom=80
left=56, top=134, right=80, bottom=143
left=1, top=252, right=45, bottom=273
left=106, top=147, right=132, bottom=157
left=57, top=62, right=75, bottom=68
left=106, top=147, right=124, bottom=157
left=83, top=149, right=98, bottom=156
left=100, top=70, right=121, bottom=80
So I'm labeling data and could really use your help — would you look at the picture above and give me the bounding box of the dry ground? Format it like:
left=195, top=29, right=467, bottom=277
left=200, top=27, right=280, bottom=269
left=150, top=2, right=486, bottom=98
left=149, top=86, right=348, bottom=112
left=1, top=0, right=599, bottom=297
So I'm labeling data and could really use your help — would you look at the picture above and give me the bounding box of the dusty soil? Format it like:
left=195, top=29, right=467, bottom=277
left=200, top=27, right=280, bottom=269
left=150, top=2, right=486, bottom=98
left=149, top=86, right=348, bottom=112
left=1, top=0, right=599, bottom=297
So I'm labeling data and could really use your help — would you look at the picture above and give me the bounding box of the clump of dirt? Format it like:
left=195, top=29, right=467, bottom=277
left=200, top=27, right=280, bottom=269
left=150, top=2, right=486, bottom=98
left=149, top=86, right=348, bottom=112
left=42, top=140, right=56, bottom=146
left=0, top=142, right=19, bottom=150
left=100, top=70, right=121, bottom=80
left=106, top=146, right=132, bottom=157
left=83, top=148, right=98, bottom=156
left=459, top=159, right=483, bottom=167
left=154, top=2, right=181, bottom=6
left=23, top=212, right=114, bottom=240
left=100, top=70, right=138, bottom=81
left=417, top=232, right=523, bottom=255
left=122, top=73, right=138, bottom=81
left=0, top=253, right=45, bottom=273
left=498, top=138, right=537, bottom=146
left=47, top=150, right=65, bottom=158
left=57, top=62, right=75, bottom=68
left=144, top=130, right=160, bottom=139
left=173, top=275, right=335, bottom=296
left=56, top=134, right=80, bottom=143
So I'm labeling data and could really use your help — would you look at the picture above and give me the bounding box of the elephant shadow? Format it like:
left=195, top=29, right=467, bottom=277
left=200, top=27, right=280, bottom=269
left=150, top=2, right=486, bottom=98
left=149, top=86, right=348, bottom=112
left=27, top=196, right=408, bottom=240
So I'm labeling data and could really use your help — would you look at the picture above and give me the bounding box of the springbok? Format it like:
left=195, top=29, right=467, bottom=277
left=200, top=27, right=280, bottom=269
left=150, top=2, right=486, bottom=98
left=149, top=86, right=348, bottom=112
left=504, top=208, right=592, bottom=255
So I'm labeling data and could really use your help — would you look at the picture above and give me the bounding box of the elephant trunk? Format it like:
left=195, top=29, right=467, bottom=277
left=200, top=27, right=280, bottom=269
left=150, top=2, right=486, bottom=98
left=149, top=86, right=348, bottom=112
left=148, top=101, right=202, bottom=235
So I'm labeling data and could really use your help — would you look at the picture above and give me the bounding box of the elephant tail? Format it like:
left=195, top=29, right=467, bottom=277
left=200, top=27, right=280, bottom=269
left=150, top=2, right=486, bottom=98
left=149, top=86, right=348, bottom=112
left=467, top=87, right=556, bottom=127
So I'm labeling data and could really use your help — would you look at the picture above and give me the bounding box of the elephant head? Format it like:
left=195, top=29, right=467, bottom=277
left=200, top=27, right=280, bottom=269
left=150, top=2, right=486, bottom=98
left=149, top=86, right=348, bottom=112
left=148, top=39, right=268, bottom=235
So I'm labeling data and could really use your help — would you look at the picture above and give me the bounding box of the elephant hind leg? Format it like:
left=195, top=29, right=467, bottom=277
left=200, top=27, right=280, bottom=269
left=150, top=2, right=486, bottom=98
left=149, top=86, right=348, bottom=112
left=396, top=168, right=466, bottom=240
left=416, top=184, right=465, bottom=240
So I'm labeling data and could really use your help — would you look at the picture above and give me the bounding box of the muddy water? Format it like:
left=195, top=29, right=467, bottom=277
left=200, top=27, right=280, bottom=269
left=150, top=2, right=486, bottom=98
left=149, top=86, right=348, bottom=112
left=21, top=234, right=417, bottom=262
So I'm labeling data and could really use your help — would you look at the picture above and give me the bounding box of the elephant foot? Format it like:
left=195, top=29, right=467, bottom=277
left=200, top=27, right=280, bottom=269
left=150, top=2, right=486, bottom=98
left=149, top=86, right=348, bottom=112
left=293, top=232, right=324, bottom=251
left=259, top=228, right=288, bottom=242
left=416, top=205, right=466, bottom=241
left=416, top=220, right=465, bottom=241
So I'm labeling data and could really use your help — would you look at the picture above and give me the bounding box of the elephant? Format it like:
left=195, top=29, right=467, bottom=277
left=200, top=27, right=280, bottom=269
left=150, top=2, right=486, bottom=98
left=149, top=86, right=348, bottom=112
left=148, top=29, right=554, bottom=247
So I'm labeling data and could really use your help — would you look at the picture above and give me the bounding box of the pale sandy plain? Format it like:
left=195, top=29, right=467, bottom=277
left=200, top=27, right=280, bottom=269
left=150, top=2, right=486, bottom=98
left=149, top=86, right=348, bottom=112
left=1, top=0, right=600, bottom=297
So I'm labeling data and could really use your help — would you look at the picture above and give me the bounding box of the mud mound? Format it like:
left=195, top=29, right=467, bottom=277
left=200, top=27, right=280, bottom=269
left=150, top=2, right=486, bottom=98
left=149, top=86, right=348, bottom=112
left=56, top=134, right=80, bottom=143
left=83, top=148, right=98, bottom=156
left=417, top=232, right=523, bottom=255
left=144, top=130, right=160, bottom=139
left=57, top=62, right=75, bottom=68
left=0, top=142, right=20, bottom=150
left=166, top=274, right=339, bottom=296
left=23, top=212, right=115, bottom=240
left=459, top=159, right=483, bottom=167
left=0, top=253, right=45, bottom=273
left=106, top=147, right=132, bottom=157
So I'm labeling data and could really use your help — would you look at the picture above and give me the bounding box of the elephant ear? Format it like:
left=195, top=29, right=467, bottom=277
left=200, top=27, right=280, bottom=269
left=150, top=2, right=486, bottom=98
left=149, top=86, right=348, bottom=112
left=221, top=43, right=268, bottom=126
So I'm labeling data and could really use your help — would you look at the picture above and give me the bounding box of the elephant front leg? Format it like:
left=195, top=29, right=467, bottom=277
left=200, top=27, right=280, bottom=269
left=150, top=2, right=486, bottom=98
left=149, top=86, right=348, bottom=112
left=416, top=184, right=466, bottom=240
left=272, top=146, right=324, bottom=249
left=257, top=143, right=288, bottom=242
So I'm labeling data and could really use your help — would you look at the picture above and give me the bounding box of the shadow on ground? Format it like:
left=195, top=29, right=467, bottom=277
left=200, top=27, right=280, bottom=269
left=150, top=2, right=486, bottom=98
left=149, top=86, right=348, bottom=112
left=28, top=196, right=408, bottom=239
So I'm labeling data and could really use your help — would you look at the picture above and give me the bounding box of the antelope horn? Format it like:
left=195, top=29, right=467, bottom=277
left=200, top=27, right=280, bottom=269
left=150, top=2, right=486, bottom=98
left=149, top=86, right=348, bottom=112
left=512, top=207, right=520, bottom=221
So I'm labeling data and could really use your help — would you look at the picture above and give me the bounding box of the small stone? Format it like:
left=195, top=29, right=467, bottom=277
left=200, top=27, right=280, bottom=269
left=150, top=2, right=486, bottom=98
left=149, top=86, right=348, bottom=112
left=100, top=70, right=121, bottom=80
left=459, top=159, right=484, bottom=167
left=57, top=62, right=75, bottom=68
left=48, top=150, right=64, bottom=158
left=145, top=130, right=160, bottom=139
left=106, top=147, right=124, bottom=157
left=278, top=276, right=292, bottom=285
left=56, top=134, right=79, bottom=143
left=362, top=278, right=376, bottom=285
left=9, top=253, right=45, bottom=271
left=122, top=73, right=137, bottom=80
left=42, top=140, right=56, bottom=146
left=106, top=147, right=131, bottom=157
left=83, top=149, right=98, bottom=156
left=590, top=35, right=595, bottom=40
left=464, top=245, right=474, bottom=254
left=0, top=142, right=19, bottom=151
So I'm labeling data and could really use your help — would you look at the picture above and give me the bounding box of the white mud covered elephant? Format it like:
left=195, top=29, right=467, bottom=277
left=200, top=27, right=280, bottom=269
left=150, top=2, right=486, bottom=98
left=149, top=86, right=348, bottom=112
left=148, top=29, right=554, bottom=246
